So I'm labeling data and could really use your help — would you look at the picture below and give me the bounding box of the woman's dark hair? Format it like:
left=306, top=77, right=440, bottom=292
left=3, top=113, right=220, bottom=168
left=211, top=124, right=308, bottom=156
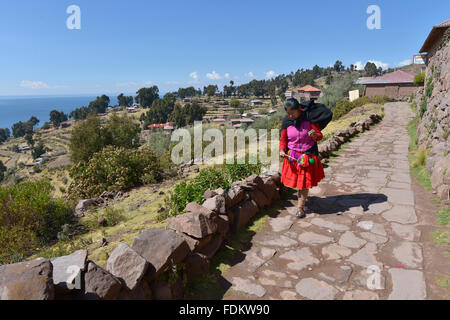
left=284, top=98, right=300, bottom=111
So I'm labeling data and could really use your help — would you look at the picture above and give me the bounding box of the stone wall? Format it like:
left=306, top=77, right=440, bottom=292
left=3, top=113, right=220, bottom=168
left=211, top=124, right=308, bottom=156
left=0, top=113, right=384, bottom=300
left=414, top=40, right=450, bottom=200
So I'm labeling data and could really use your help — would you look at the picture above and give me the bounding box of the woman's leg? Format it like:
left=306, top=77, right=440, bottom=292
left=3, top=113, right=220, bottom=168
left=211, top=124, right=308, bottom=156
left=297, top=188, right=310, bottom=212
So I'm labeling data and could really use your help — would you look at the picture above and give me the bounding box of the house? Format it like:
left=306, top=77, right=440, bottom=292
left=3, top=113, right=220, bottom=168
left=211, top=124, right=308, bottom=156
left=285, top=85, right=321, bottom=102
left=18, top=146, right=31, bottom=152
left=148, top=122, right=175, bottom=131
left=356, top=70, right=417, bottom=100
left=59, top=122, right=71, bottom=129
left=213, top=118, right=226, bottom=123
left=419, top=19, right=450, bottom=65
left=250, top=99, right=263, bottom=106
left=268, top=109, right=276, bottom=114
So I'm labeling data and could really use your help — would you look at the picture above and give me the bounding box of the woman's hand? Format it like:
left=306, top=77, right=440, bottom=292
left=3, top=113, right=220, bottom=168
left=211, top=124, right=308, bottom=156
left=280, top=150, right=287, bottom=158
left=308, top=129, right=318, bottom=140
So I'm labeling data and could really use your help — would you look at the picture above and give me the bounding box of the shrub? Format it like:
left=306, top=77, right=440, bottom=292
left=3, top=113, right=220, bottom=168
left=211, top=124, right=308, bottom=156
left=165, top=163, right=261, bottom=217
left=103, top=207, right=126, bottom=227
left=425, top=77, right=434, bottom=98
left=0, top=180, right=72, bottom=264
left=414, top=73, right=425, bottom=86
left=68, top=145, right=163, bottom=199
left=420, top=100, right=427, bottom=118
left=332, top=96, right=388, bottom=120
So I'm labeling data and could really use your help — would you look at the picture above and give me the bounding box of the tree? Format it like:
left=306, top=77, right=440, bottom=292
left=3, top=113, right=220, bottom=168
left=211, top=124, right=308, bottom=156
left=49, top=110, right=68, bottom=127
left=24, top=133, right=34, bottom=147
left=69, top=114, right=140, bottom=163
left=230, top=100, right=240, bottom=108
left=88, top=95, right=110, bottom=114
left=32, top=141, right=48, bottom=160
left=271, top=95, right=278, bottom=106
left=135, top=86, right=159, bottom=108
left=0, top=160, right=6, bottom=182
left=28, top=116, right=40, bottom=127
left=140, top=93, right=176, bottom=127
left=204, top=85, right=218, bottom=97
left=364, top=62, right=378, bottom=76
left=0, top=128, right=10, bottom=143
left=334, top=60, right=344, bottom=72
left=118, top=93, right=133, bottom=107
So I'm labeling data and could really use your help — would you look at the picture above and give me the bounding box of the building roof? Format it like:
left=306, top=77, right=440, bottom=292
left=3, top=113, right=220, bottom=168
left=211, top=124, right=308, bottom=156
left=420, top=19, right=450, bottom=53
left=356, top=70, right=416, bottom=85
left=298, top=85, right=321, bottom=92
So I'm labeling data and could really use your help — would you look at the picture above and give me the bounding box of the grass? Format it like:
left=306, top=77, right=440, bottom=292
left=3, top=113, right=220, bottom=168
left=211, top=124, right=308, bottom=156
left=436, top=275, right=450, bottom=289
left=431, top=230, right=449, bottom=245
left=407, top=115, right=433, bottom=191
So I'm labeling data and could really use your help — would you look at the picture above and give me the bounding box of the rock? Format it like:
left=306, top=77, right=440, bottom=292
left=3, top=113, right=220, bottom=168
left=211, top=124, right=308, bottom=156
left=185, top=202, right=215, bottom=216
left=230, top=277, right=266, bottom=298
left=84, top=261, right=122, bottom=300
left=245, top=174, right=264, bottom=190
left=279, top=248, right=319, bottom=271
left=298, top=232, right=334, bottom=245
left=214, top=214, right=230, bottom=237
left=321, top=244, right=352, bottom=260
left=310, top=217, right=350, bottom=232
left=317, top=265, right=353, bottom=284
left=51, top=250, right=87, bottom=292
left=382, top=205, right=418, bottom=224
left=225, top=186, right=244, bottom=208
left=343, top=289, right=379, bottom=300
left=360, top=232, right=388, bottom=244
left=150, top=277, right=184, bottom=300
left=166, top=210, right=217, bottom=239
left=392, top=241, right=423, bottom=269
left=132, top=228, right=190, bottom=281
left=347, top=244, right=382, bottom=268
left=202, top=194, right=226, bottom=215
left=295, top=278, right=338, bottom=300
left=255, top=234, right=298, bottom=248
left=388, top=269, right=426, bottom=300
left=98, top=216, right=107, bottom=227
left=184, top=253, right=210, bottom=282
left=269, top=215, right=293, bottom=232
left=177, top=232, right=213, bottom=252
left=338, top=231, right=367, bottom=249
left=0, top=258, right=54, bottom=300
left=117, top=279, right=152, bottom=300
left=106, top=243, right=148, bottom=291
left=243, top=247, right=277, bottom=272
left=230, top=200, right=259, bottom=233
left=203, top=190, right=218, bottom=200
left=260, top=176, right=279, bottom=201
left=197, top=234, right=224, bottom=259
left=248, top=189, right=270, bottom=209
left=391, top=223, right=421, bottom=241
left=75, top=199, right=98, bottom=217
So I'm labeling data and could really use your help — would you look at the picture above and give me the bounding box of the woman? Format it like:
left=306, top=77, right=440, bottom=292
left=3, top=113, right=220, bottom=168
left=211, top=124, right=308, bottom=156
left=279, top=98, right=325, bottom=218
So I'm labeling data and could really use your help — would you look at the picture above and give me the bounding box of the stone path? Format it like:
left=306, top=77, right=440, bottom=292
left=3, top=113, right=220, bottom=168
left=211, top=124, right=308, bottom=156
left=221, top=102, right=429, bottom=300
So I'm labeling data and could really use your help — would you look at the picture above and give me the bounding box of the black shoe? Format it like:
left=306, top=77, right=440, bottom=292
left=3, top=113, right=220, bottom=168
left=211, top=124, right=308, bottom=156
left=296, top=210, right=306, bottom=218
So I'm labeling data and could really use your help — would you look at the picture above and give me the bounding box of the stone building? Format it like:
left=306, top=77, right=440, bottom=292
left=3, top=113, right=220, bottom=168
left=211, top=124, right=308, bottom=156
left=285, top=85, right=321, bottom=102
left=419, top=19, right=450, bottom=65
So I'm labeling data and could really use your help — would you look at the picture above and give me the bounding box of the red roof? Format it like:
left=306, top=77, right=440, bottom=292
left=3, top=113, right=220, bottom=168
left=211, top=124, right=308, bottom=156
left=356, top=70, right=416, bottom=85
left=298, top=85, right=321, bottom=92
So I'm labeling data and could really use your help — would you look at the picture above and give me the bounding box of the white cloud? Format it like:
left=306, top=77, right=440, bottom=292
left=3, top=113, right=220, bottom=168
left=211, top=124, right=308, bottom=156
left=352, top=60, right=389, bottom=71
left=265, top=70, right=277, bottom=79
left=368, top=60, right=389, bottom=70
left=224, top=73, right=230, bottom=79
left=245, top=72, right=255, bottom=78
left=20, top=80, right=50, bottom=89
left=189, top=71, right=199, bottom=80
left=206, top=70, right=222, bottom=80
left=353, top=61, right=364, bottom=71
left=396, top=59, right=412, bottom=67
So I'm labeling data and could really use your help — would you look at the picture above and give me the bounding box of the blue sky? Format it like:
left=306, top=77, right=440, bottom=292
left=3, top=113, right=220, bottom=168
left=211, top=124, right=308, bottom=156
left=0, top=0, right=448, bottom=96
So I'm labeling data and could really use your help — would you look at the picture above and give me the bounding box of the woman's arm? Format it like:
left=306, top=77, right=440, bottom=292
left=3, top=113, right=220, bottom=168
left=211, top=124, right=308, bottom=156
left=280, top=128, right=288, bottom=152
left=310, top=123, right=323, bottom=142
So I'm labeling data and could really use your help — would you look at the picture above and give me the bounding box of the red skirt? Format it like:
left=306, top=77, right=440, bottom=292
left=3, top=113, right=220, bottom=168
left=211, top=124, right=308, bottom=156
left=281, top=154, right=325, bottom=190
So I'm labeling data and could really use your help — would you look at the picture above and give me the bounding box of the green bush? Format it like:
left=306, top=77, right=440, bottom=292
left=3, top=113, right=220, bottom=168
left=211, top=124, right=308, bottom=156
left=166, top=163, right=261, bottom=217
left=420, top=100, right=427, bottom=118
left=425, top=77, right=434, bottom=98
left=68, top=145, right=163, bottom=199
left=332, top=96, right=388, bottom=120
left=414, top=73, right=425, bottom=86
left=0, top=180, right=72, bottom=264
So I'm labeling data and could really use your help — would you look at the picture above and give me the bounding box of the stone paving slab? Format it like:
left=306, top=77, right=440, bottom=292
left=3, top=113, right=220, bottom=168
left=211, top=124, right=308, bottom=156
left=221, top=102, right=427, bottom=300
